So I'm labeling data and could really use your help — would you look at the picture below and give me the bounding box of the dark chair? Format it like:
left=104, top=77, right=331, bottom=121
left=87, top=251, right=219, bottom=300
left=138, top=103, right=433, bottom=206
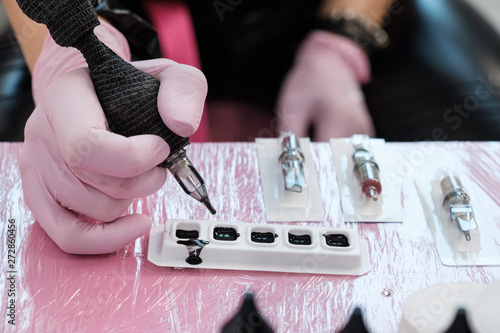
left=0, top=0, right=499, bottom=141
left=365, top=0, right=500, bottom=141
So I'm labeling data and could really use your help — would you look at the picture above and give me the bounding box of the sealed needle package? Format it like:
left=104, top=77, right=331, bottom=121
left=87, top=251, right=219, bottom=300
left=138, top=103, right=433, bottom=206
left=256, top=132, right=324, bottom=222
left=431, top=169, right=482, bottom=254
left=415, top=166, right=500, bottom=266
left=330, top=135, right=403, bottom=223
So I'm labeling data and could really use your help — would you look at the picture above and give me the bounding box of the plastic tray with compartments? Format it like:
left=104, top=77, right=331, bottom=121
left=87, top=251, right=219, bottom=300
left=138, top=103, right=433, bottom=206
left=148, top=219, right=371, bottom=275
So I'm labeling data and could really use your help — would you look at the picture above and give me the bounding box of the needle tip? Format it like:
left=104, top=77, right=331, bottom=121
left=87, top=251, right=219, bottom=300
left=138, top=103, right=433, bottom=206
left=203, top=197, right=217, bottom=215
left=365, top=186, right=379, bottom=201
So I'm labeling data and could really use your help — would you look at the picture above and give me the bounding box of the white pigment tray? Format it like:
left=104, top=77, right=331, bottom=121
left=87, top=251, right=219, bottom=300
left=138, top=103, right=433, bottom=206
left=148, top=219, right=371, bottom=275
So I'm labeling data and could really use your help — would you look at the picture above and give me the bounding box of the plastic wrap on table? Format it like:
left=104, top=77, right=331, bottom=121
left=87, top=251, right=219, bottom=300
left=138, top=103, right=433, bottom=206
left=1, top=142, right=500, bottom=333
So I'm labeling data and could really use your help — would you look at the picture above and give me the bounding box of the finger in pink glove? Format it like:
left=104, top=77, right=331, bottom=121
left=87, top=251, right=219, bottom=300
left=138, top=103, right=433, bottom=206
left=21, top=21, right=207, bottom=254
left=277, top=30, right=375, bottom=141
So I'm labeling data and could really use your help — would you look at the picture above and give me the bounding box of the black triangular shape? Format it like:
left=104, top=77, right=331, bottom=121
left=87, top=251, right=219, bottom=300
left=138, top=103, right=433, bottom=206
left=221, top=292, right=274, bottom=333
left=338, top=307, right=370, bottom=333
left=444, top=308, right=473, bottom=333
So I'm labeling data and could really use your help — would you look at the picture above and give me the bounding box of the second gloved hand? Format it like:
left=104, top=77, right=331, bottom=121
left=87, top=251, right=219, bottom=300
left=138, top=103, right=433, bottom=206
left=19, top=59, right=207, bottom=255
left=277, top=30, right=375, bottom=141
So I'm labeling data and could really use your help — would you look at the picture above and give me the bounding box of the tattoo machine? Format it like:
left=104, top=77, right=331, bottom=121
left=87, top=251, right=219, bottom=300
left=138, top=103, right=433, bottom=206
left=17, top=0, right=216, bottom=214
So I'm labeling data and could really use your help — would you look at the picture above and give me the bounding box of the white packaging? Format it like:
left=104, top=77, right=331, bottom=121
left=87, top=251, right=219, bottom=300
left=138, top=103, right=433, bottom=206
left=148, top=219, right=371, bottom=276
left=331, top=135, right=403, bottom=223
left=256, top=137, right=325, bottom=222
left=415, top=167, right=500, bottom=266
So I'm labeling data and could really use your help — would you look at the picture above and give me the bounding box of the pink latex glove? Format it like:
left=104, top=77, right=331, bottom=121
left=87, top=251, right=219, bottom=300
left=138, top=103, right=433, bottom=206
left=20, top=21, right=207, bottom=255
left=277, top=30, right=375, bottom=141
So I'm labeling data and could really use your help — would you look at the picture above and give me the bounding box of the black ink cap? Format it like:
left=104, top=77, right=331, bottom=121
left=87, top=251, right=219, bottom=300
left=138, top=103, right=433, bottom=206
left=338, top=307, right=369, bottom=333
left=444, top=308, right=472, bottom=333
left=221, top=292, right=274, bottom=333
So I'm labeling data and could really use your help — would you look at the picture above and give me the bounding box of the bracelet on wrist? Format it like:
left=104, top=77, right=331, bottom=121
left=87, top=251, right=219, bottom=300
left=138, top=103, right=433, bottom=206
left=316, top=8, right=389, bottom=54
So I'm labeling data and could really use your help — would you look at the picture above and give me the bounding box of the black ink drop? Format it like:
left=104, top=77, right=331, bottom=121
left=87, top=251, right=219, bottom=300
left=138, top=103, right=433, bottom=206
left=251, top=232, right=277, bottom=244
left=288, top=233, right=311, bottom=245
left=213, top=227, right=240, bottom=241
left=176, top=229, right=200, bottom=239
left=177, top=239, right=209, bottom=265
left=323, top=234, right=350, bottom=247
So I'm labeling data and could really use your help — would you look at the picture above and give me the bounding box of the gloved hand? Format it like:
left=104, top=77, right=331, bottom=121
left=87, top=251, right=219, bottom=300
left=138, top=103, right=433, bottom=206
left=277, top=30, right=375, bottom=141
left=20, top=21, right=207, bottom=255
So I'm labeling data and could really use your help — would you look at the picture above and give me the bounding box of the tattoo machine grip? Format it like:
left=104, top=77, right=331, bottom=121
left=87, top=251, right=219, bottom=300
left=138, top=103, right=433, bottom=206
left=17, top=0, right=189, bottom=155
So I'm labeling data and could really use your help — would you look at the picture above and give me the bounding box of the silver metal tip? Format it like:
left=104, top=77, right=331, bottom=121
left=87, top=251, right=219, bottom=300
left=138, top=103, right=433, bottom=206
left=366, top=186, right=379, bottom=201
left=285, top=183, right=303, bottom=193
left=284, top=170, right=303, bottom=193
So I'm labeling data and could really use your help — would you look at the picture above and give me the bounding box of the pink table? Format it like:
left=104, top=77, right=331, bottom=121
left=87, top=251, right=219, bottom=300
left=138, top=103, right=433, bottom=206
left=1, top=141, right=499, bottom=332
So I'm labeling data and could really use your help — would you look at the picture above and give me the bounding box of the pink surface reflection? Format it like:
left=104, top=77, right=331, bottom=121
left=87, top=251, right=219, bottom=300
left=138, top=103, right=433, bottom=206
left=1, top=142, right=499, bottom=332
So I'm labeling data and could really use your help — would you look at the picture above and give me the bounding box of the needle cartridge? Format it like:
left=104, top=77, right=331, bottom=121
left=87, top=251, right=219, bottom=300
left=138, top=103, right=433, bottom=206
left=164, top=149, right=216, bottom=215
left=441, top=175, right=476, bottom=241
left=278, top=132, right=305, bottom=193
left=352, top=143, right=381, bottom=201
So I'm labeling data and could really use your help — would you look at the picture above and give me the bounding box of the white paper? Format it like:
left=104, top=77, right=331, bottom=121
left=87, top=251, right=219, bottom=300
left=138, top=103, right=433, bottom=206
left=256, top=137, right=325, bottom=222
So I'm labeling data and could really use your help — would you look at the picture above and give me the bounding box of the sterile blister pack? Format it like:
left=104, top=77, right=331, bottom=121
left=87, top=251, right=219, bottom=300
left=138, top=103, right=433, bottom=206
left=256, top=134, right=325, bottom=222
left=148, top=219, right=371, bottom=275
left=415, top=167, right=500, bottom=266
left=331, top=135, right=403, bottom=223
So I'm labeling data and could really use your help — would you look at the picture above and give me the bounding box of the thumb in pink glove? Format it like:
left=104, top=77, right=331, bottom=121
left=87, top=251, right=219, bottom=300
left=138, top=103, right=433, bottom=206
left=20, top=22, right=207, bottom=254
left=277, top=30, right=375, bottom=141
